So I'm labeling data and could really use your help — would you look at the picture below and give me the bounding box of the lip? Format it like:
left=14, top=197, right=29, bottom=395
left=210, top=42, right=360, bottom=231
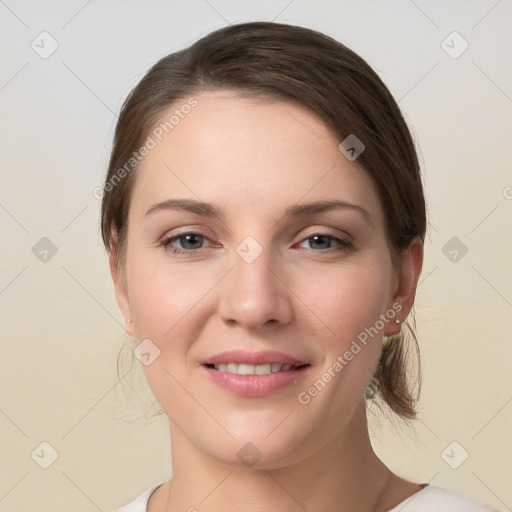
left=202, top=350, right=308, bottom=367
left=201, top=350, right=310, bottom=398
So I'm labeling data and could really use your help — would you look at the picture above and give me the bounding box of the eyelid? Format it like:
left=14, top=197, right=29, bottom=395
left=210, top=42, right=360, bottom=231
left=160, top=226, right=216, bottom=242
left=298, top=226, right=353, bottom=242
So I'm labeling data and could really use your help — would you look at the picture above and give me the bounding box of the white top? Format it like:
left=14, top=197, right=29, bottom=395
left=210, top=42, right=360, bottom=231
left=115, top=482, right=501, bottom=511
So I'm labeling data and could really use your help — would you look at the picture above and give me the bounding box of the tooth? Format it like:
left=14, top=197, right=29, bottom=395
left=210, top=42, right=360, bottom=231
left=214, top=363, right=294, bottom=375
left=254, top=364, right=271, bottom=375
left=237, top=364, right=254, bottom=375
left=227, top=363, right=238, bottom=373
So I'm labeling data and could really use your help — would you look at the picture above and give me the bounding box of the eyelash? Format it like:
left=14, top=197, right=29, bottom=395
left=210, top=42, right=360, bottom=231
left=160, top=232, right=353, bottom=256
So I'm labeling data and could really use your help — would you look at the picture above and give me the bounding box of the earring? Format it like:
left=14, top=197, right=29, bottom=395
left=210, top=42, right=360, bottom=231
left=127, top=319, right=133, bottom=324
left=395, top=319, right=400, bottom=324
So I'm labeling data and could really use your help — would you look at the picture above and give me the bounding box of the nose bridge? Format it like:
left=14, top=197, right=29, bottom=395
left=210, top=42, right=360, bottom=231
left=217, top=235, right=292, bottom=328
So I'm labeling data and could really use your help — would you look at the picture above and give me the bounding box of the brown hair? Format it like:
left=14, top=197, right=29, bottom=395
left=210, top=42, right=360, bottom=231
left=101, top=21, right=426, bottom=421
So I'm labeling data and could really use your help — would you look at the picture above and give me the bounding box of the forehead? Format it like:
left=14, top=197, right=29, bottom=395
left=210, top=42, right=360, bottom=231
left=130, top=91, right=382, bottom=223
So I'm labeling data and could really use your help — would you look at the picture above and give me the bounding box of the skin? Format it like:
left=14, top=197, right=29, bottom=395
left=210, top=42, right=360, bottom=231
left=110, top=91, right=424, bottom=512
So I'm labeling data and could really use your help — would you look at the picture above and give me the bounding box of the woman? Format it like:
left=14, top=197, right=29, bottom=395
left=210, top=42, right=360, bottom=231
left=102, top=21, right=500, bottom=512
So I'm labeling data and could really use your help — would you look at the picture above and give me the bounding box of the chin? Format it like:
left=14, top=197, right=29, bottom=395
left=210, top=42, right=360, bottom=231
left=211, top=440, right=307, bottom=471
left=193, top=416, right=313, bottom=470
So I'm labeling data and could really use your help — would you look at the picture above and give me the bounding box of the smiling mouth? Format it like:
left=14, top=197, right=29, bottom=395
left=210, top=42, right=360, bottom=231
left=205, top=363, right=310, bottom=375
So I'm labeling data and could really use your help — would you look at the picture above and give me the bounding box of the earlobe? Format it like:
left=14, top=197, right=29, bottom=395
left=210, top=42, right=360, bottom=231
left=386, top=237, right=424, bottom=335
left=109, top=241, right=135, bottom=338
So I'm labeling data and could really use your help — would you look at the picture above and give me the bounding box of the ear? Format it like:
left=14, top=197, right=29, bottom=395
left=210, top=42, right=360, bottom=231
left=109, top=236, right=135, bottom=338
left=385, top=236, right=424, bottom=336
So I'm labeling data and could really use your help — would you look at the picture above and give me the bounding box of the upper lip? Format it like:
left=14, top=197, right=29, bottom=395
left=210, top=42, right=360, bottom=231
left=202, top=350, right=309, bottom=367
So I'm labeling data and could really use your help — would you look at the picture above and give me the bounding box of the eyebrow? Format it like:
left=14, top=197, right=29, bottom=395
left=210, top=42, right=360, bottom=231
left=145, top=198, right=372, bottom=226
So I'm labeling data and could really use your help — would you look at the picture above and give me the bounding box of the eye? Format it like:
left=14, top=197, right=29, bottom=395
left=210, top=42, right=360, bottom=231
left=160, top=231, right=353, bottom=256
left=298, top=233, right=353, bottom=252
left=161, top=232, right=215, bottom=255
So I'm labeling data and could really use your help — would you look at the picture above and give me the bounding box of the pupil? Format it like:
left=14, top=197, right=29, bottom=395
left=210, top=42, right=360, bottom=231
left=312, top=235, right=329, bottom=249
left=183, top=234, right=202, bottom=249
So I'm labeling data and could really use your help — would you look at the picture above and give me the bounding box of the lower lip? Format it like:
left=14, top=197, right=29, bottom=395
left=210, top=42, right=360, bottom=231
left=202, top=365, right=310, bottom=398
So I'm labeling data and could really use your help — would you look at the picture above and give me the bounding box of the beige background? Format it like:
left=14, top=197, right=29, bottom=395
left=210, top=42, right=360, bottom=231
left=1, top=0, right=511, bottom=510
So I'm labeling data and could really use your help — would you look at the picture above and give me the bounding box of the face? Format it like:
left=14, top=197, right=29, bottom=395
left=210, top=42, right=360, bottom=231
left=111, top=91, right=419, bottom=469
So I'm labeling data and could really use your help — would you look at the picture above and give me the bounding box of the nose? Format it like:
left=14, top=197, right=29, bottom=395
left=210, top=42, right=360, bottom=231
left=216, top=243, right=294, bottom=331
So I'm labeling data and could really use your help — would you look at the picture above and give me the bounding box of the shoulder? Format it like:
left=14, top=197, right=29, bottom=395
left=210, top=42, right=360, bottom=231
left=110, top=482, right=166, bottom=512
left=388, top=484, right=501, bottom=512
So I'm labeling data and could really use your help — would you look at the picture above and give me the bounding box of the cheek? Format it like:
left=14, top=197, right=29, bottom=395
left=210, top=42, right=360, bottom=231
left=291, top=262, right=390, bottom=401
left=125, top=254, right=214, bottom=424
left=294, top=260, right=390, bottom=343
left=127, top=248, right=212, bottom=341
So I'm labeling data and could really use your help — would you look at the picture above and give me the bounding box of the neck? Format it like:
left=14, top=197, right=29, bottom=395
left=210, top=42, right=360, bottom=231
left=163, top=402, right=396, bottom=512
